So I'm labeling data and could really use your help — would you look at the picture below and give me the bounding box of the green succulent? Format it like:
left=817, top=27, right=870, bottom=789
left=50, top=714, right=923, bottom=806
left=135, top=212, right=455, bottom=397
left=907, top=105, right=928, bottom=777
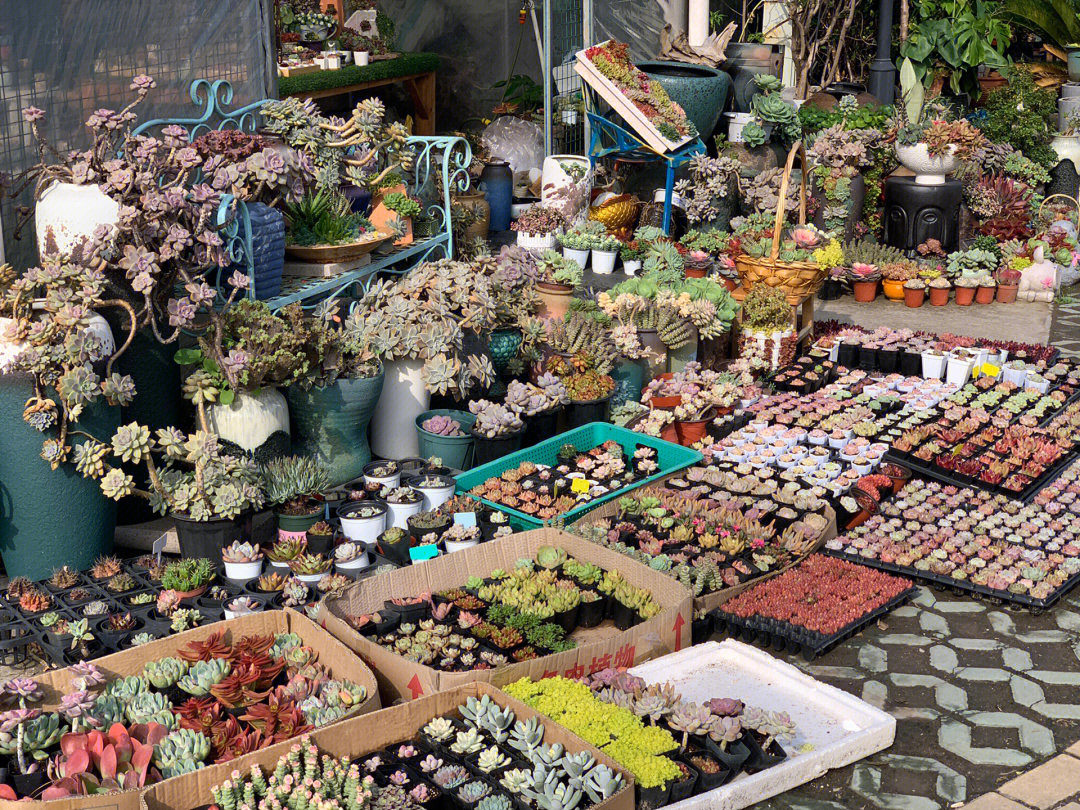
left=144, top=657, right=190, bottom=689
left=125, top=691, right=177, bottom=729
left=178, top=658, right=231, bottom=696
left=153, top=728, right=211, bottom=778
left=103, top=675, right=149, bottom=701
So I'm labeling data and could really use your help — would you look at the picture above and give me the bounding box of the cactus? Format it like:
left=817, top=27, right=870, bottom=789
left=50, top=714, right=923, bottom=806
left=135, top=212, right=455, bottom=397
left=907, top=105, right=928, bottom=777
left=90, top=555, right=123, bottom=579
left=49, top=566, right=80, bottom=589
left=106, top=572, right=137, bottom=592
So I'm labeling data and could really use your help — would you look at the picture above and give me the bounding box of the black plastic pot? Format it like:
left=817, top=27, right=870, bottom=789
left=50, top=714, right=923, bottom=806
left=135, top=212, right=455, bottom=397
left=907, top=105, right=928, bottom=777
left=707, top=736, right=752, bottom=775
left=878, top=347, right=899, bottom=373
left=552, top=605, right=580, bottom=634
left=691, top=614, right=712, bottom=645
left=408, top=514, right=450, bottom=542
left=172, top=511, right=251, bottom=571
left=378, top=531, right=413, bottom=566
left=636, top=781, right=671, bottom=810
left=522, top=407, right=562, bottom=447
left=471, top=427, right=525, bottom=467
left=578, top=597, right=605, bottom=628
left=836, top=341, right=858, bottom=367
left=857, top=346, right=877, bottom=371
left=566, top=396, right=611, bottom=430
left=305, top=531, right=333, bottom=556
left=743, top=731, right=788, bottom=773
left=669, top=761, right=698, bottom=802
left=900, top=349, right=922, bottom=376
left=818, top=278, right=843, bottom=300
left=11, top=768, right=49, bottom=798
left=612, top=600, right=637, bottom=631
left=686, top=753, right=730, bottom=789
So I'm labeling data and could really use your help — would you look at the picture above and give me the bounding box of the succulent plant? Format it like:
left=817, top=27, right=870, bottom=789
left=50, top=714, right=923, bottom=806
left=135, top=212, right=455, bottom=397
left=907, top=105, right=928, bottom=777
left=266, top=536, right=308, bottom=563
left=129, top=591, right=155, bottom=606
left=668, top=702, right=717, bottom=749
left=477, top=745, right=511, bottom=773
left=128, top=631, right=157, bottom=647
left=257, top=572, right=288, bottom=592
left=422, top=414, right=466, bottom=437
left=19, top=589, right=52, bottom=613
left=423, top=716, right=454, bottom=743
left=103, top=675, right=149, bottom=701
left=289, top=552, right=332, bottom=576
left=106, top=572, right=137, bottom=593
left=222, top=541, right=263, bottom=563
left=226, top=596, right=262, bottom=616
left=177, top=658, right=231, bottom=696
left=457, top=781, right=491, bottom=805
left=90, top=555, right=123, bottom=579
left=433, top=764, right=470, bottom=790
left=152, top=727, right=211, bottom=778
left=170, top=608, right=203, bottom=632
left=81, top=599, right=108, bottom=617
left=144, top=657, right=190, bottom=689
left=125, top=691, right=177, bottom=729
left=281, top=578, right=311, bottom=607
left=49, top=566, right=80, bottom=589
left=104, top=612, right=137, bottom=631
left=450, top=726, right=485, bottom=754
left=469, top=400, right=524, bottom=439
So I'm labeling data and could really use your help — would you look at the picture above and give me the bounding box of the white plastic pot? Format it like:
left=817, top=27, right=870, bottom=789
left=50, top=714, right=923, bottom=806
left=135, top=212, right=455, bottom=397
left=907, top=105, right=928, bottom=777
left=1026, top=376, right=1050, bottom=394
left=1002, top=365, right=1028, bottom=387
left=386, top=498, right=423, bottom=529
left=295, top=572, right=325, bottom=584
left=946, top=355, right=974, bottom=387
left=408, top=477, right=455, bottom=511
left=592, top=249, right=617, bottom=275
left=563, top=247, right=590, bottom=267
left=363, top=471, right=401, bottom=489
left=921, top=351, right=946, bottom=379
left=371, top=359, right=430, bottom=459
left=354, top=51, right=370, bottom=66
left=725, top=112, right=754, bottom=143
left=623, top=259, right=641, bottom=276
left=223, top=605, right=262, bottom=620
left=223, top=560, right=263, bottom=581
left=339, top=506, right=388, bottom=543
left=335, top=551, right=372, bottom=572
left=444, top=538, right=480, bottom=554
left=269, top=560, right=292, bottom=571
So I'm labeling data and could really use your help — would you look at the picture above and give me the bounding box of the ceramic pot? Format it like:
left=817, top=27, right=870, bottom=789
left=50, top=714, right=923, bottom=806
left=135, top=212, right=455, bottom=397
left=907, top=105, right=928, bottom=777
left=904, top=287, right=925, bottom=307
left=370, top=358, right=430, bottom=459
left=35, top=182, right=119, bottom=258
left=623, top=259, right=641, bottom=275
left=207, top=388, right=290, bottom=461
left=488, top=329, right=523, bottom=375
left=725, top=112, right=754, bottom=142
left=454, top=190, right=490, bottom=240
left=637, top=329, right=668, bottom=378
left=535, top=282, right=574, bottom=320
left=591, top=249, right=617, bottom=274
left=516, top=230, right=558, bottom=250
left=416, top=409, right=476, bottom=470
left=894, top=143, right=960, bottom=185
left=287, top=370, right=385, bottom=486
left=562, top=247, right=590, bottom=267
left=637, top=61, right=731, bottom=139
left=479, top=160, right=513, bottom=231
left=882, top=278, right=905, bottom=300
left=851, top=280, right=878, bottom=302
left=725, top=42, right=781, bottom=112
left=541, top=155, right=592, bottom=225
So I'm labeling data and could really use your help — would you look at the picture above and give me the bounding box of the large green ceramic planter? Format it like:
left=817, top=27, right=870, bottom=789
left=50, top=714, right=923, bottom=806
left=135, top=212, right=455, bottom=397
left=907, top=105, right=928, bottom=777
left=0, top=373, right=120, bottom=580
left=637, top=61, right=731, bottom=139
left=611, top=358, right=645, bottom=408
left=286, top=369, right=385, bottom=486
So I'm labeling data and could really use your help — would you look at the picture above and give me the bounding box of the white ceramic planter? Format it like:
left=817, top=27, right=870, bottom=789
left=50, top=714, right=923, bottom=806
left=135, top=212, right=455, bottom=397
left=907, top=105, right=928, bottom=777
left=725, top=112, right=754, bottom=143
left=353, top=51, right=370, bottom=66
left=623, top=259, right=641, bottom=276
left=592, top=249, right=617, bottom=274
left=517, top=231, right=558, bottom=251
left=541, top=155, right=592, bottom=225
left=1026, top=377, right=1050, bottom=394
left=921, top=351, right=946, bottom=379
left=1052, top=134, right=1080, bottom=173
left=339, top=507, right=387, bottom=544
left=386, top=498, right=423, bottom=529
left=335, top=551, right=372, bottom=572
left=371, top=358, right=430, bottom=459
left=206, top=388, right=290, bottom=455
left=444, top=538, right=480, bottom=554
left=894, top=143, right=960, bottom=185
left=223, top=560, right=262, bottom=581
left=35, top=182, right=119, bottom=259
left=269, top=560, right=292, bottom=571
left=562, top=247, right=590, bottom=267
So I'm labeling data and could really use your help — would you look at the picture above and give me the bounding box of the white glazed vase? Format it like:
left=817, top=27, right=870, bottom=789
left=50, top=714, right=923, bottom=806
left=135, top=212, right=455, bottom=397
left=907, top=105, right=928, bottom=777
left=0, top=306, right=114, bottom=373
left=206, top=388, right=290, bottom=454
left=894, top=143, right=960, bottom=185
left=35, top=182, right=119, bottom=258
left=541, top=155, right=592, bottom=225
left=370, top=358, right=430, bottom=459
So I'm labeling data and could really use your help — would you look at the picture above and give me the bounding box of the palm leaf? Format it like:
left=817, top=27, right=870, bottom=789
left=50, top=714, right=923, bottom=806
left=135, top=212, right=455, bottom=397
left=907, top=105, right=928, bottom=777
left=1001, top=0, right=1080, bottom=51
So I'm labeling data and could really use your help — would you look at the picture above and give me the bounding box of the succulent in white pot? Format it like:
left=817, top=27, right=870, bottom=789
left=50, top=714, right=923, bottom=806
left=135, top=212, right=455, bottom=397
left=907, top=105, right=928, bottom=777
left=338, top=500, right=388, bottom=543
left=221, top=541, right=264, bottom=581
left=334, top=541, right=371, bottom=572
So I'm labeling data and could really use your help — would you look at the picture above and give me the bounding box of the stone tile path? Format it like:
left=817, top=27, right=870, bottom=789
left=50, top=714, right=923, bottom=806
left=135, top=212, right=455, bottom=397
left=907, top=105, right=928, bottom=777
left=1050, top=285, right=1080, bottom=359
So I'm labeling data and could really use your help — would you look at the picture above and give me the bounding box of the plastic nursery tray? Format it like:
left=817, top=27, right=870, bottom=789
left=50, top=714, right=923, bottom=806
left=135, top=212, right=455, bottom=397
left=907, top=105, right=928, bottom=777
left=629, top=640, right=896, bottom=810
left=822, top=547, right=1080, bottom=612
left=710, top=585, right=919, bottom=661
left=454, top=422, right=702, bottom=529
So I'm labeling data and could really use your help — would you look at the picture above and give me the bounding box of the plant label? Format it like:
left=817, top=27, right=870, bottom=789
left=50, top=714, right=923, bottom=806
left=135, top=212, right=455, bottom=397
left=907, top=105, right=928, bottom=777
left=153, top=530, right=170, bottom=563
left=453, top=512, right=477, bottom=528
left=981, top=363, right=1000, bottom=377
left=410, top=545, right=439, bottom=562
left=571, top=478, right=590, bottom=494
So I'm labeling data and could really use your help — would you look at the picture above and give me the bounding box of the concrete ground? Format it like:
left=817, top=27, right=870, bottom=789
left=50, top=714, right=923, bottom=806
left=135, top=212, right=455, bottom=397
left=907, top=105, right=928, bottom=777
left=1050, top=284, right=1080, bottom=359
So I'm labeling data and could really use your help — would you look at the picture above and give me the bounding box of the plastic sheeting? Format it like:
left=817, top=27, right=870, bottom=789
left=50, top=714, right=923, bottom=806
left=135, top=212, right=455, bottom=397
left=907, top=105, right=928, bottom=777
left=0, top=0, right=275, bottom=268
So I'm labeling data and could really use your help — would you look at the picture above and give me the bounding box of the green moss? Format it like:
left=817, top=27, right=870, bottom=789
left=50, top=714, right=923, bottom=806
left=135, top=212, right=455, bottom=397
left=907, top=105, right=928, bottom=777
left=278, top=52, right=440, bottom=97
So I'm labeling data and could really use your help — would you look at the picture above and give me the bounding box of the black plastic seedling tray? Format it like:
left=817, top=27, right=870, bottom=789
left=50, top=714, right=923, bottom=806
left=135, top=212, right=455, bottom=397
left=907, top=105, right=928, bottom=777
left=710, top=586, right=919, bottom=660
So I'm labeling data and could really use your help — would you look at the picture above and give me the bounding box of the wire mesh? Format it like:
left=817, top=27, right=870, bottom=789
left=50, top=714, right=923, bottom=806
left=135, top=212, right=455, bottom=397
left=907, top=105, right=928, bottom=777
left=0, top=0, right=274, bottom=268
left=543, top=0, right=585, bottom=157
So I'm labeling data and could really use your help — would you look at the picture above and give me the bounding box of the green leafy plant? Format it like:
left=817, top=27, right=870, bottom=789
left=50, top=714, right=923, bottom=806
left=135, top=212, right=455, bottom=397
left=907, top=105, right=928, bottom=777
left=284, top=189, right=377, bottom=246
left=900, top=0, right=1011, bottom=96
left=161, top=558, right=215, bottom=593
left=977, top=68, right=1057, bottom=167
left=382, top=191, right=423, bottom=219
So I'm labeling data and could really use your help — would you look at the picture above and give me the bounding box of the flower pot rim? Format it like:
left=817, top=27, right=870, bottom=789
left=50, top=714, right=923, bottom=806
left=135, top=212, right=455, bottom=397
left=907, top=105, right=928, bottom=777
left=469, top=425, right=526, bottom=440
left=536, top=281, right=574, bottom=294
left=338, top=500, right=388, bottom=519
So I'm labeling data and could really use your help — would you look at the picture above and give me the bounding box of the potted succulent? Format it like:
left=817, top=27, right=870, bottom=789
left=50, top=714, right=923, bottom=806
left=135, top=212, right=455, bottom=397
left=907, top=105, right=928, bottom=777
left=381, top=486, right=425, bottom=529
left=975, top=274, right=996, bottom=304
left=591, top=229, right=622, bottom=276
left=266, top=536, right=306, bottom=571
left=927, top=276, right=951, bottom=306
left=161, top=558, right=216, bottom=600
left=620, top=240, right=646, bottom=276
left=262, top=455, right=329, bottom=541
left=289, top=552, right=333, bottom=584
left=223, top=595, right=263, bottom=620
left=953, top=275, right=979, bottom=306
left=334, top=541, right=372, bottom=574
left=903, top=278, right=926, bottom=307
left=921, top=346, right=947, bottom=379
left=511, top=205, right=565, bottom=250
left=534, top=250, right=584, bottom=320
left=378, top=526, right=412, bottom=565
left=882, top=261, right=919, bottom=301
left=364, top=460, right=401, bottom=489
left=996, top=267, right=1021, bottom=303
left=557, top=223, right=596, bottom=268
left=221, top=541, right=264, bottom=581
left=404, top=473, right=456, bottom=512
left=380, top=192, right=422, bottom=247
left=806, top=124, right=873, bottom=240
left=416, top=411, right=475, bottom=471
left=848, top=263, right=882, bottom=302
left=505, top=374, right=569, bottom=446
left=546, top=354, right=617, bottom=429
left=443, top=523, right=482, bottom=554
left=338, top=500, right=388, bottom=544
left=468, top=400, right=525, bottom=466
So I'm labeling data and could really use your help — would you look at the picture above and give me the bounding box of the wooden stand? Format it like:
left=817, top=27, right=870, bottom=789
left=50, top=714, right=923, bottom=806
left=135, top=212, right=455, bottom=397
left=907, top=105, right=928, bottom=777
left=283, top=69, right=437, bottom=135
left=731, top=285, right=816, bottom=351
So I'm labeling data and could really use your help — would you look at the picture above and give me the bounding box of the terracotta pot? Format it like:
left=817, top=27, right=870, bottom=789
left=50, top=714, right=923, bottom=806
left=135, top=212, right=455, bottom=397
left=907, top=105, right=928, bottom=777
left=454, top=190, right=490, bottom=240
left=173, top=585, right=208, bottom=601
left=685, top=266, right=707, bottom=279
left=996, top=283, right=1018, bottom=304
left=851, top=280, right=879, bottom=302
left=929, top=287, right=950, bottom=306
left=882, top=278, right=905, bottom=301
left=904, top=287, right=925, bottom=308
left=722, top=277, right=738, bottom=292
left=955, top=286, right=976, bottom=306
left=975, top=285, right=995, bottom=304
left=535, top=282, right=574, bottom=319
left=659, top=422, right=678, bottom=443
left=675, top=411, right=713, bottom=446
left=368, top=183, right=407, bottom=235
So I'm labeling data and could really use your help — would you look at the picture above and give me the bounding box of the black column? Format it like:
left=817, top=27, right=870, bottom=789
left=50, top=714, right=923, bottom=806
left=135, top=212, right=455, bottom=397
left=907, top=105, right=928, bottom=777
left=868, top=0, right=896, bottom=104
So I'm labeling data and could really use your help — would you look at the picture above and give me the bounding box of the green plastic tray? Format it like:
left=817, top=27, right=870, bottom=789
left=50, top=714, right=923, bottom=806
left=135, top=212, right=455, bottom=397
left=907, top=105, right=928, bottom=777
left=454, top=422, right=703, bottom=529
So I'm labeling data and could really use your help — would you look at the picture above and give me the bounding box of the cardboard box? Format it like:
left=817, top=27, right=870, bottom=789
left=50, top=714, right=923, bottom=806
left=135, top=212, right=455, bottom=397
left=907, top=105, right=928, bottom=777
left=3, top=608, right=379, bottom=810
left=142, top=681, right=635, bottom=810
left=319, top=528, right=693, bottom=703
left=569, top=492, right=836, bottom=615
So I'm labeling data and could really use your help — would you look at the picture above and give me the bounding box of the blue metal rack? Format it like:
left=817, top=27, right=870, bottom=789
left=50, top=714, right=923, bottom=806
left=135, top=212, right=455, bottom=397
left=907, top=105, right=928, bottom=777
left=132, top=79, right=471, bottom=311
left=584, top=111, right=705, bottom=235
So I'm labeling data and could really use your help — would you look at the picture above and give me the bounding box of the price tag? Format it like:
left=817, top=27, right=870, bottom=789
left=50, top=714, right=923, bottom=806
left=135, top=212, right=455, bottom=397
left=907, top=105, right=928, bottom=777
left=453, top=512, right=477, bottom=528
left=981, top=363, right=1000, bottom=377
left=571, top=478, right=590, bottom=494
left=410, top=545, right=439, bottom=562
left=152, top=531, right=170, bottom=564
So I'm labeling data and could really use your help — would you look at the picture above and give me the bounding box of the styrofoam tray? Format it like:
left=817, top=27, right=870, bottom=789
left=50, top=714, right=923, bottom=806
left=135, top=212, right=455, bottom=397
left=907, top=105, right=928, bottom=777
left=629, top=640, right=895, bottom=810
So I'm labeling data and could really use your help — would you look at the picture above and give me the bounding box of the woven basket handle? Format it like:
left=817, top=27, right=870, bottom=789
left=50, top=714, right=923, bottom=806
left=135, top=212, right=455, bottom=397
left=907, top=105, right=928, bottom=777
left=770, top=141, right=808, bottom=261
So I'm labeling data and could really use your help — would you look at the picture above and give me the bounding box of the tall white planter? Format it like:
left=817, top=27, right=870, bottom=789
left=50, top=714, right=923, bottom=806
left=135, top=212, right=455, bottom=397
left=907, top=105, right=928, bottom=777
left=206, top=388, right=290, bottom=454
left=541, top=155, right=592, bottom=226
left=370, top=358, right=430, bottom=459
left=35, top=182, right=119, bottom=258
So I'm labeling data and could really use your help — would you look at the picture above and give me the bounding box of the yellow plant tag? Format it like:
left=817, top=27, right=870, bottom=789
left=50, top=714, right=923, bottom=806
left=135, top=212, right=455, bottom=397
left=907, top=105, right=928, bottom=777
left=982, top=363, right=1000, bottom=377
left=571, top=478, right=590, bottom=494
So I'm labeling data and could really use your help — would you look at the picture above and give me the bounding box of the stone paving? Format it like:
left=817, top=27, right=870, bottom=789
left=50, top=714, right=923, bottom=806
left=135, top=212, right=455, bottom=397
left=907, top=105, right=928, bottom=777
left=1050, top=285, right=1080, bottom=359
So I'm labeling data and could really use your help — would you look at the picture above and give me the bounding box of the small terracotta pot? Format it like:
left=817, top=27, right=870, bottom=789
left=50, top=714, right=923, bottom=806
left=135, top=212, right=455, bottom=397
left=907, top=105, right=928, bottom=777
left=852, top=280, right=879, bottom=302
left=955, top=286, right=976, bottom=306
left=904, top=287, right=925, bottom=308
left=975, top=285, right=994, bottom=304
left=535, top=282, right=574, bottom=319
left=659, top=422, right=678, bottom=444
left=882, top=278, right=905, bottom=301
left=674, top=410, right=714, bottom=446
left=929, top=286, right=950, bottom=306
left=996, top=284, right=1018, bottom=304
left=173, top=585, right=208, bottom=601
left=685, top=266, right=707, bottom=279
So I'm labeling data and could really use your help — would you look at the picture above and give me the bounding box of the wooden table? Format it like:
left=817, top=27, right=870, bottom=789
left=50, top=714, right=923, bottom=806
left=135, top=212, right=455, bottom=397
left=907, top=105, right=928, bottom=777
left=730, top=285, right=817, bottom=350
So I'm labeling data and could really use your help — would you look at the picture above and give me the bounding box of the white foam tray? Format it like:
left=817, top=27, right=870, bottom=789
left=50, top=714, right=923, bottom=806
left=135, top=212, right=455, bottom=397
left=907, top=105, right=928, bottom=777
left=629, top=640, right=895, bottom=810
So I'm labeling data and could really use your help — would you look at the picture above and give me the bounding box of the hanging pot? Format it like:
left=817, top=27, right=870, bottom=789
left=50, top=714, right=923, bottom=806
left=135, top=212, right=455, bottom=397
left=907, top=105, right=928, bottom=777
left=286, top=369, right=385, bottom=486
left=370, top=358, right=430, bottom=459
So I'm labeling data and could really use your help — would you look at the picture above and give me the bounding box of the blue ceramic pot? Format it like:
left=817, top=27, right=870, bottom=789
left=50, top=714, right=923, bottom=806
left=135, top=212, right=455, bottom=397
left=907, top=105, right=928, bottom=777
left=480, top=161, right=513, bottom=231
left=637, top=61, right=731, bottom=140
left=246, top=202, right=285, bottom=301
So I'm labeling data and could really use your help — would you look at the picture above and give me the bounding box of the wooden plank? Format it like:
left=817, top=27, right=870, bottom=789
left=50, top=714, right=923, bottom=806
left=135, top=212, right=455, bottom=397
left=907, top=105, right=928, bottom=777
left=284, top=70, right=435, bottom=102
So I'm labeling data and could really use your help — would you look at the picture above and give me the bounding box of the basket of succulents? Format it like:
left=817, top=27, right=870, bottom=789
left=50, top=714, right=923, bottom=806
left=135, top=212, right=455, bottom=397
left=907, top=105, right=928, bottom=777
left=903, top=277, right=927, bottom=308
left=281, top=301, right=385, bottom=485
left=468, top=400, right=526, bottom=466
left=733, top=146, right=830, bottom=303
left=511, top=205, right=566, bottom=251
left=261, top=455, right=330, bottom=547
left=347, top=259, right=498, bottom=459
left=534, top=250, right=584, bottom=320
left=416, top=410, right=477, bottom=471
left=847, top=262, right=882, bottom=302
left=892, top=58, right=987, bottom=185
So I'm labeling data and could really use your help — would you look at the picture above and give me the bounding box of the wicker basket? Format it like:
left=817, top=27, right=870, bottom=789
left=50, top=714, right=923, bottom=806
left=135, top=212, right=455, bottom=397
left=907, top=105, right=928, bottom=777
left=734, top=142, right=827, bottom=304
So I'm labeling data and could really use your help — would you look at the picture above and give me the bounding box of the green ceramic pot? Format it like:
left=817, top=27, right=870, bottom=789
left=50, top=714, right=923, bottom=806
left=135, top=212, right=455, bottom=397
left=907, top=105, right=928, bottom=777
left=611, top=358, right=646, bottom=408
left=286, top=368, right=385, bottom=487
left=0, top=373, right=120, bottom=580
left=488, top=328, right=523, bottom=375
left=637, top=61, right=732, bottom=139
left=416, top=409, right=476, bottom=471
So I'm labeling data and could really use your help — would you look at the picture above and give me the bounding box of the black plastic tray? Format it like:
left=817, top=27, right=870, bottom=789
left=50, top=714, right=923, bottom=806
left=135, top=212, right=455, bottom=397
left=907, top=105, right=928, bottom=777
left=710, top=586, right=919, bottom=660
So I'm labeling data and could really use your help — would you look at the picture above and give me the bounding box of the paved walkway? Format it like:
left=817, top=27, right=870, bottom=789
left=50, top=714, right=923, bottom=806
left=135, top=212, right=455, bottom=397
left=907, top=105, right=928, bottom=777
left=1050, top=284, right=1080, bottom=359
left=961, top=745, right=1080, bottom=809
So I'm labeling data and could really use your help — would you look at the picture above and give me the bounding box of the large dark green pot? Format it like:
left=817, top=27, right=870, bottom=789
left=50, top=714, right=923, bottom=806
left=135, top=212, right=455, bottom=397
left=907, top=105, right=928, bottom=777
left=637, top=61, right=731, bottom=140
left=0, top=373, right=120, bottom=580
left=611, top=358, right=645, bottom=408
left=286, top=369, right=385, bottom=486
